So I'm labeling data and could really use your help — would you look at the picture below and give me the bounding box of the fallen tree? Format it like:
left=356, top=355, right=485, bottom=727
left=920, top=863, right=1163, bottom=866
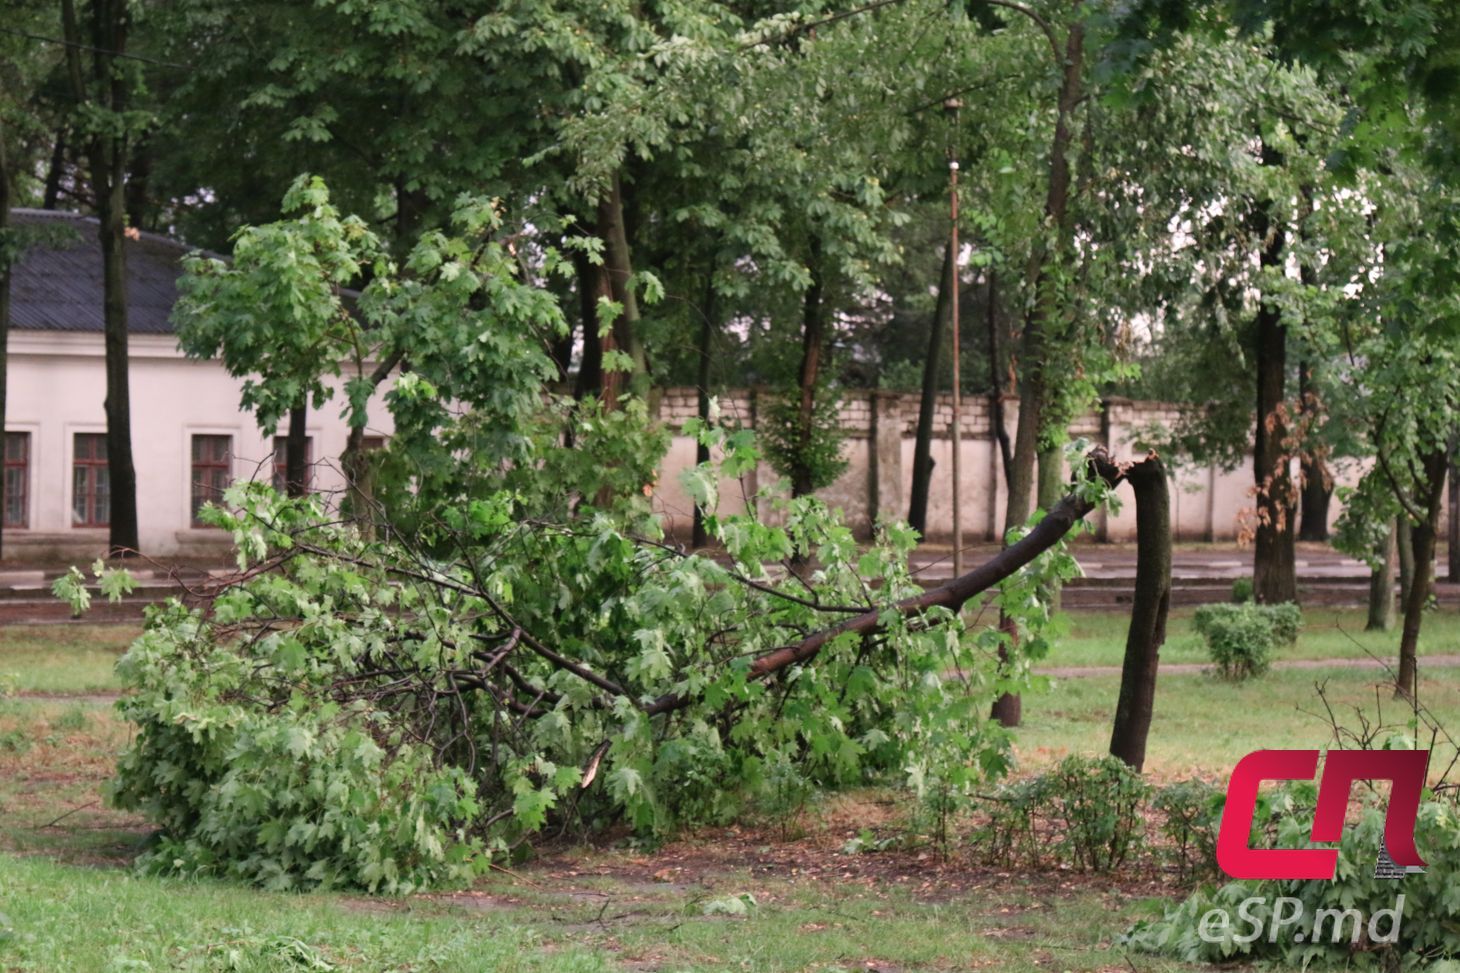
left=82, top=441, right=1132, bottom=892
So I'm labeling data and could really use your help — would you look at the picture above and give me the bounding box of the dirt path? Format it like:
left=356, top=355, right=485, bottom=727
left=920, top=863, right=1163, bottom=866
left=14, top=690, right=122, bottom=704
left=1038, top=653, right=1460, bottom=679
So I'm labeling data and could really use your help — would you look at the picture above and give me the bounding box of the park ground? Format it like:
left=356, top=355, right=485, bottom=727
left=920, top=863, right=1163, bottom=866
left=1, top=609, right=1457, bottom=971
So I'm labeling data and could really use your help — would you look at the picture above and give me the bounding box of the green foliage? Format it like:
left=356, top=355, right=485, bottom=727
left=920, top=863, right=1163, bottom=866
left=1126, top=795, right=1460, bottom=968
left=1151, top=778, right=1224, bottom=880
left=1193, top=602, right=1302, bottom=680
left=1230, top=577, right=1254, bottom=603
left=50, top=560, right=138, bottom=619
left=973, top=755, right=1151, bottom=873
left=758, top=384, right=849, bottom=495
left=95, top=407, right=1102, bottom=891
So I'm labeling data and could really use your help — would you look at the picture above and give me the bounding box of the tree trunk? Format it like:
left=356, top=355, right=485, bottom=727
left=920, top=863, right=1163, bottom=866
left=907, top=243, right=953, bottom=534
left=692, top=270, right=717, bottom=549
left=1397, top=515, right=1415, bottom=610
left=987, top=270, right=1012, bottom=491
left=993, top=16, right=1084, bottom=729
left=285, top=402, right=309, bottom=498
left=596, top=173, right=648, bottom=399
left=1296, top=361, right=1331, bottom=541
left=64, top=0, right=140, bottom=557
left=572, top=251, right=604, bottom=401
left=1036, top=444, right=1064, bottom=611
left=1397, top=451, right=1448, bottom=700
left=1449, top=443, right=1459, bottom=582
left=1109, top=457, right=1171, bottom=771
left=42, top=127, right=66, bottom=210
left=1366, top=522, right=1396, bottom=632
left=1251, top=171, right=1295, bottom=604
left=791, top=237, right=827, bottom=500
left=0, top=120, right=10, bottom=559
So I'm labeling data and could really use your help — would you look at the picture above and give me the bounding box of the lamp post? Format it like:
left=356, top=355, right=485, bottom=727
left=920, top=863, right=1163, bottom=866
left=946, top=97, right=963, bottom=577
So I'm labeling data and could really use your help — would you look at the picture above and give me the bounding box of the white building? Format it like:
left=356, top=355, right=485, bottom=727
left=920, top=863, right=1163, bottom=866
left=6, top=209, right=393, bottom=560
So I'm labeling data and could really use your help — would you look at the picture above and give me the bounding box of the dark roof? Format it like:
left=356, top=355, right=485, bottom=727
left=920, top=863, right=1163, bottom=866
left=7, top=209, right=211, bottom=335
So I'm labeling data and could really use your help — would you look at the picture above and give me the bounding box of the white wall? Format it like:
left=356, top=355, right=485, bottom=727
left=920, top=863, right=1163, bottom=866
left=6, top=331, right=394, bottom=559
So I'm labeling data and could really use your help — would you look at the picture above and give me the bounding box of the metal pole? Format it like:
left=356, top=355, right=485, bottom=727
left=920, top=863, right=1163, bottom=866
left=947, top=99, right=963, bottom=578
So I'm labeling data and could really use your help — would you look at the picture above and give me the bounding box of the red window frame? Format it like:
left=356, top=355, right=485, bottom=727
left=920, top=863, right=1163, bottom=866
left=4, top=432, right=28, bottom=529
left=72, top=433, right=109, bottom=528
left=272, top=435, right=314, bottom=494
left=190, top=434, right=233, bottom=527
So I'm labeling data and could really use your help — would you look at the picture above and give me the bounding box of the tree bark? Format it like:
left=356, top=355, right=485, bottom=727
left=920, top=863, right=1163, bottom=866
left=907, top=243, right=953, bottom=534
left=1109, top=456, right=1171, bottom=771
left=596, top=173, right=647, bottom=398
left=1366, top=522, right=1396, bottom=632
left=42, top=126, right=66, bottom=211
left=1397, top=515, right=1415, bottom=611
left=572, top=251, right=605, bottom=401
left=64, top=0, right=141, bottom=556
left=692, top=270, right=717, bottom=549
left=1251, top=170, right=1295, bottom=604
left=285, top=402, right=309, bottom=498
left=987, top=270, right=1012, bottom=490
left=1296, top=361, right=1331, bottom=541
left=791, top=237, right=827, bottom=499
left=1449, top=443, right=1459, bottom=582
left=1396, top=449, right=1447, bottom=701
left=643, top=448, right=1127, bottom=716
left=993, top=14, right=1084, bottom=729
left=0, top=120, right=10, bottom=559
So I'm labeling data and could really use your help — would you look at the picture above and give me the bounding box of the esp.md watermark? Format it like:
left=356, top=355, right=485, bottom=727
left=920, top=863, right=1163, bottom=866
left=1198, top=894, right=1406, bottom=946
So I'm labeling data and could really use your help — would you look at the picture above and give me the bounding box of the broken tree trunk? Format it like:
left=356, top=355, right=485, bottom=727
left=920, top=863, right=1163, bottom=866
left=1108, top=456, right=1171, bottom=771
left=646, top=448, right=1126, bottom=716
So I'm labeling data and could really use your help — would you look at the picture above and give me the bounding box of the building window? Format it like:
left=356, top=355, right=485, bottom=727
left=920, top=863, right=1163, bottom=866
left=272, top=435, right=313, bottom=494
left=4, top=432, right=28, bottom=529
left=191, top=434, right=232, bottom=526
left=72, top=433, right=109, bottom=527
left=362, top=436, right=386, bottom=452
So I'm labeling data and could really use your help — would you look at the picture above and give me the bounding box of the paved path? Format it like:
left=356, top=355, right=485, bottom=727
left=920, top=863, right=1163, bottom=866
left=1037, top=653, right=1460, bottom=679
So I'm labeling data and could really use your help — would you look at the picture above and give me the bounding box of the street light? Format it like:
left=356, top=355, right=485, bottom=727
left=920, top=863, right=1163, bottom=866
left=946, top=96, right=963, bottom=577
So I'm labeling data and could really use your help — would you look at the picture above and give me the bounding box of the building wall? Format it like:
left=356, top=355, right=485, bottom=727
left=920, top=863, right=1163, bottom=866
left=5, top=331, right=394, bottom=560
left=0, top=332, right=1387, bottom=559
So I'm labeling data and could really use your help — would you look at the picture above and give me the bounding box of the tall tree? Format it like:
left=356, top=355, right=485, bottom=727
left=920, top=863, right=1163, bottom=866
left=61, top=0, right=142, bottom=555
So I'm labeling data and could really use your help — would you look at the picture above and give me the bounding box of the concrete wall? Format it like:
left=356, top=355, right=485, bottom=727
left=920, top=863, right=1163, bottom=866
left=650, top=388, right=1369, bottom=544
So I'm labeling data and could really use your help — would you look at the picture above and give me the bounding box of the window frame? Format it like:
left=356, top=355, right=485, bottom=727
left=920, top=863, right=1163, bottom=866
left=3, top=431, right=29, bottom=529
left=189, top=434, right=234, bottom=528
left=72, top=432, right=110, bottom=528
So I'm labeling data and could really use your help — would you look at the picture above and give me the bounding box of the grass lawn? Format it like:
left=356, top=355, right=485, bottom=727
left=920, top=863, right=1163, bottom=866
left=1047, top=605, right=1460, bottom=669
left=0, top=623, right=136, bottom=693
left=1, top=610, right=1455, bottom=971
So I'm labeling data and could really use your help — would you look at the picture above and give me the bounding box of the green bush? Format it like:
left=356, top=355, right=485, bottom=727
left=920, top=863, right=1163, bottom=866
left=1231, top=577, right=1254, bottom=603
left=974, top=755, right=1150, bottom=873
left=1126, top=795, right=1460, bottom=968
left=1151, top=778, right=1224, bottom=880
left=1192, top=602, right=1302, bottom=680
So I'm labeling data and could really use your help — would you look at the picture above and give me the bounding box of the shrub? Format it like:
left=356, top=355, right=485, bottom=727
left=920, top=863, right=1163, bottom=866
left=1126, top=795, right=1460, bottom=968
left=1151, top=778, right=1224, bottom=880
left=1231, top=577, right=1254, bottom=603
left=974, top=755, right=1150, bottom=873
left=1043, top=755, right=1151, bottom=872
left=1193, top=602, right=1302, bottom=680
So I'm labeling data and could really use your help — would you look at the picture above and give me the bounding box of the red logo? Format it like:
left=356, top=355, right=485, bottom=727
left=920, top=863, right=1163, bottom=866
left=1217, top=749, right=1430, bottom=880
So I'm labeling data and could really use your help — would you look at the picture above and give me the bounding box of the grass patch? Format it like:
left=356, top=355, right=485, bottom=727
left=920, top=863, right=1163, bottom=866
left=6, top=610, right=1456, bottom=970
left=1047, top=606, right=1460, bottom=669
left=1016, top=664, right=1460, bottom=778
left=0, top=624, right=138, bottom=694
